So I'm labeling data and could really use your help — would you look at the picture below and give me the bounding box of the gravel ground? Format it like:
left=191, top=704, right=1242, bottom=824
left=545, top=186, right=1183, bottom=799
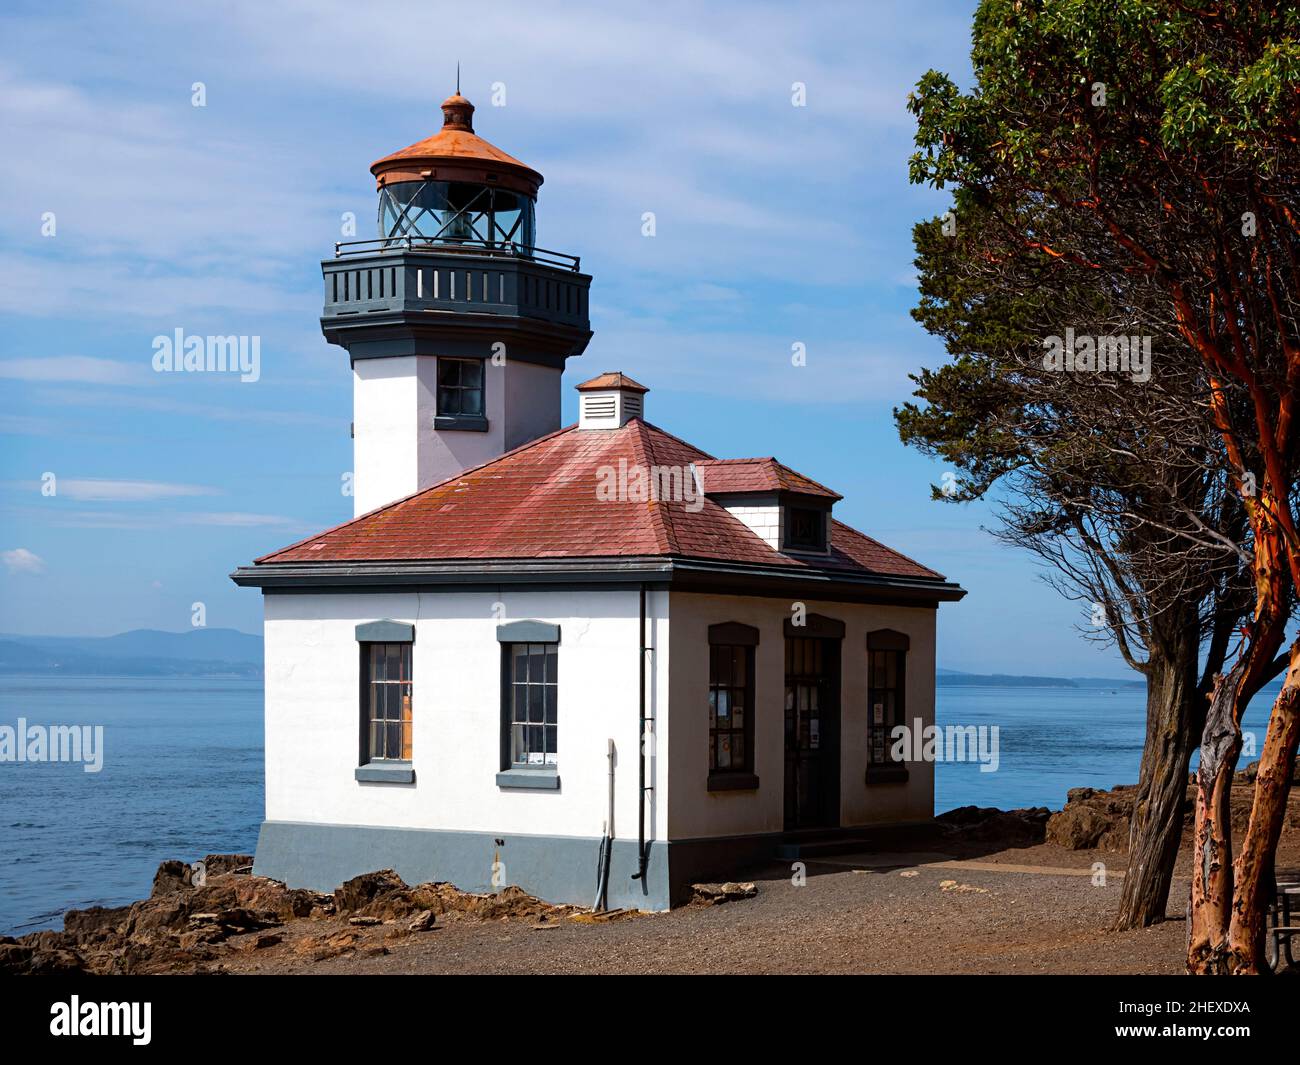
left=223, top=843, right=1212, bottom=975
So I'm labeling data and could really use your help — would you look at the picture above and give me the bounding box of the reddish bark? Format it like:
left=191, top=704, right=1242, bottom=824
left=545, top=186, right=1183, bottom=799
left=1186, top=494, right=1292, bottom=974
left=1227, top=647, right=1300, bottom=972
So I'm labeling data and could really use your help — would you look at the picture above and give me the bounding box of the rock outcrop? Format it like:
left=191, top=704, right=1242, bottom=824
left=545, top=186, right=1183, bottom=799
left=936, top=805, right=1050, bottom=845
left=2, top=857, right=574, bottom=975
left=1045, top=764, right=1300, bottom=852
left=1046, top=786, right=1135, bottom=850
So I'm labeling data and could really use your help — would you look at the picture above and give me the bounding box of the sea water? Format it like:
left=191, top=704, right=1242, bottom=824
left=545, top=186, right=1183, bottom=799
left=0, top=675, right=1280, bottom=935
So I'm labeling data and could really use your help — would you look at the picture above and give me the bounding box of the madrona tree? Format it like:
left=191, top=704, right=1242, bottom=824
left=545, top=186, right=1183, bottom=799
left=898, top=204, right=1257, bottom=931
left=907, top=0, right=1300, bottom=972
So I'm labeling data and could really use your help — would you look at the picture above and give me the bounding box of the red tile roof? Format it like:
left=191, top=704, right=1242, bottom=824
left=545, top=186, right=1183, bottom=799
left=694, top=457, right=842, bottom=501
left=255, top=421, right=943, bottom=581
left=576, top=371, right=650, bottom=393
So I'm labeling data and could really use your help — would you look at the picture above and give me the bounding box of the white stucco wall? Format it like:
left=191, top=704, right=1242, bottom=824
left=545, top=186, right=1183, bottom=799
left=262, top=586, right=937, bottom=849
left=262, top=589, right=669, bottom=843
left=665, top=592, right=937, bottom=840
left=352, top=356, right=422, bottom=516
left=351, top=356, right=563, bottom=516
left=504, top=361, right=563, bottom=450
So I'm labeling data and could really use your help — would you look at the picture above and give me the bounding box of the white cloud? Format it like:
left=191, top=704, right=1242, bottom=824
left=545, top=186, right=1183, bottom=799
left=0, top=413, right=57, bottom=436
left=175, top=511, right=306, bottom=528
left=38, top=509, right=313, bottom=535
left=28, top=478, right=221, bottom=502
left=32, top=387, right=339, bottom=428
left=0, top=355, right=140, bottom=384
left=583, top=317, right=929, bottom=405
left=2, top=548, right=45, bottom=574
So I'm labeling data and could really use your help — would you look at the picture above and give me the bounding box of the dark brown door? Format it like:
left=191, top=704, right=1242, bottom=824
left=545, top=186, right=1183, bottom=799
left=784, top=636, right=840, bottom=829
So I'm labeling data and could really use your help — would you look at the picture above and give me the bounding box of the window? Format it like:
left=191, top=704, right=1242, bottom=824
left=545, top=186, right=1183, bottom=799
left=867, top=630, right=909, bottom=777
left=707, top=621, right=759, bottom=789
left=379, top=180, right=536, bottom=249
left=437, top=358, right=484, bottom=417
left=506, top=642, right=558, bottom=767
left=362, top=642, right=412, bottom=762
left=709, top=644, right=753, bottom=773
left=868, top=649, right=903, bottom=764
left=785, top=506, right=827, bottom=551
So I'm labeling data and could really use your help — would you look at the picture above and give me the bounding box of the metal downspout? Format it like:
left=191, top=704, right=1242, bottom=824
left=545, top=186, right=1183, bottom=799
left=632, top=583, right=651, bottom=885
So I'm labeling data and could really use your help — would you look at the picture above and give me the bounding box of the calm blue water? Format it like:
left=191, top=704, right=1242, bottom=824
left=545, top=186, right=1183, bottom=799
left=0, top=676, right=262, bottom=937
left=0, top=675, right=1281, bottom=935
left=935, top=684, right=1277, bottom=812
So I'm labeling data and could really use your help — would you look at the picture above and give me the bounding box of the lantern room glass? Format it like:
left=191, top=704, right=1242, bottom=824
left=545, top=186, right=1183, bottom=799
left=378, top=180, right=536, bottom=250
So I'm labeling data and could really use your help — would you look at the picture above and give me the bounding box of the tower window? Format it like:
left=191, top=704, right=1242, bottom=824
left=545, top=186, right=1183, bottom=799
left=437, top=358, right=484, bottom=418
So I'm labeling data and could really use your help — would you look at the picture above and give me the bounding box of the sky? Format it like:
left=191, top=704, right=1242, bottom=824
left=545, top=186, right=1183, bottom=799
left=0, top=0, right=1134, bottom=676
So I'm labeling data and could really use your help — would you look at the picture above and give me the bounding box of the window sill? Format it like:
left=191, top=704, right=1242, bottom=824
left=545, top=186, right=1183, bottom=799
left=708, top=772, right=760, bottom=792
left=434, top=414, right=489, bottom=432
left=355, top=761, right=414, bottom=784
left=865, top=764, right=909, bottom=785
left=496, top=768, right=560, bottom=791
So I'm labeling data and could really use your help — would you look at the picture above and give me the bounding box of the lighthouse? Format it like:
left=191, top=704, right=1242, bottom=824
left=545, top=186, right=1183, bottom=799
left=322, top=92, right=593, bottom=515
left=236, top=91, right=964, bottom=914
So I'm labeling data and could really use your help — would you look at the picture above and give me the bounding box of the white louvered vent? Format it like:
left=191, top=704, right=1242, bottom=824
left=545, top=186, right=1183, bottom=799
left=582, top=395, right=617, bottom=420
left=577, top=373, right=649, bottom=430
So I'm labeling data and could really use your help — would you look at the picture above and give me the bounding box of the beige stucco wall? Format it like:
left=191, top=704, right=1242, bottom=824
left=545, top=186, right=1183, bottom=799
left=666, top=591, right=937, bottom=840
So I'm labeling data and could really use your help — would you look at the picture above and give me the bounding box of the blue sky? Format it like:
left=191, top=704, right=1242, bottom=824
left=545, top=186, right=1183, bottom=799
left=0, top=0, right=1131, bottom=676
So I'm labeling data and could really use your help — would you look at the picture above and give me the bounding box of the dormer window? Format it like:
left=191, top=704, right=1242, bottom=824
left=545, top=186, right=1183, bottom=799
left=784, top=506, right=827, bottom=552
left=689, top=458, right=841, bottom=556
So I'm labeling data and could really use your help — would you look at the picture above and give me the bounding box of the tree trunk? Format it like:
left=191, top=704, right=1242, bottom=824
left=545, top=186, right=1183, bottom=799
left=1186, top=660, right=1245, bottom=973
left=1116, top=618, right=1201, bottom=929
left=1226, top=642, right=1300, bottom=972
left=1187, top=494, right=1291, bottom=975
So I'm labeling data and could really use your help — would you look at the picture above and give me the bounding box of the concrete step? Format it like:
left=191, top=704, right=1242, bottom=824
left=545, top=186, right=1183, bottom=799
left=775, top=824, right=944, bottom=861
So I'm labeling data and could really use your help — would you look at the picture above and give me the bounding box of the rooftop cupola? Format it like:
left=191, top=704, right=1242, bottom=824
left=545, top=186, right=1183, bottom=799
left=577, top=373, right=649, bottom=430
left=321, top=90, right=592, bottom=517
left=368, top=92, right=544, bottom=251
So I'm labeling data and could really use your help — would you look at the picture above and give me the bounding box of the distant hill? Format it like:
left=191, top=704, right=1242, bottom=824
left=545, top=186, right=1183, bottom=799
left=0, top=631, right=1177, bottom=689
left=0, top=628, right=262, bottom=677
left=937, top=668, right=1143, bottom=689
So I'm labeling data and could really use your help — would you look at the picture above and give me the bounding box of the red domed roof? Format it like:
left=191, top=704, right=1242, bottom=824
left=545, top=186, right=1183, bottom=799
left=370, top=93, right=543, bottom=197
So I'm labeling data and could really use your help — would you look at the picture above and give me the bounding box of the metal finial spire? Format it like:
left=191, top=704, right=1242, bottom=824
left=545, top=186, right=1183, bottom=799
left=456, top=62, right=460, bottom=95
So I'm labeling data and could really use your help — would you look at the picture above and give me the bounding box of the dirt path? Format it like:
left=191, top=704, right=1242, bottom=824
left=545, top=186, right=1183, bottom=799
left=222, top=845, right=1197, bottom=975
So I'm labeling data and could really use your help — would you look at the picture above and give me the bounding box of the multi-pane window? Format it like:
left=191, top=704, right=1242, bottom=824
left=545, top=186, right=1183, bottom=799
left=868, top=647, right=905, bottom=764
left=709, top=643, right=753, bottom=774
left=437, top=358, right=484, bottom=417
left=363, top=642, right=412, bottom=762
left=785, top=507, right=826, bottom=551
left=507, top=642, right=558, bottom=767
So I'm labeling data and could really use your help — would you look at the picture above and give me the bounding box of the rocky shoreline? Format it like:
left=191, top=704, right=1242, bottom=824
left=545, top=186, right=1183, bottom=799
left=0, top=861, right=591, bottom=975
left=938, top=756, right=1300, bottom=854
left=5, top=759, right=1295, bottom=976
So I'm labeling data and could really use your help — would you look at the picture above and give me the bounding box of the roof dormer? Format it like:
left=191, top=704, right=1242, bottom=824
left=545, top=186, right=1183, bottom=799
left=693, top=458, right=841, bottom=556
left=576, top=372, right=649, bottom=429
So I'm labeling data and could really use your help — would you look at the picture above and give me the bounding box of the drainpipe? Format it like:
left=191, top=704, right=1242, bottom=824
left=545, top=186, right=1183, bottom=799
left=593, top=738, right=614, bottom=912
left=632, top=582, right=651, bottom=885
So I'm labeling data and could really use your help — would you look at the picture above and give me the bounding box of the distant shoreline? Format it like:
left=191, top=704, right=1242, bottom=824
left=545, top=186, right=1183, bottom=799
left=0, top=670, right=263, bottom=680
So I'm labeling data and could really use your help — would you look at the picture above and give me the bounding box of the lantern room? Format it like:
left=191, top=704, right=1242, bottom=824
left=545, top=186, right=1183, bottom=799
left=368, top=93, right=542, bottom=252
left=321, top=90, right=593, bottom=517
